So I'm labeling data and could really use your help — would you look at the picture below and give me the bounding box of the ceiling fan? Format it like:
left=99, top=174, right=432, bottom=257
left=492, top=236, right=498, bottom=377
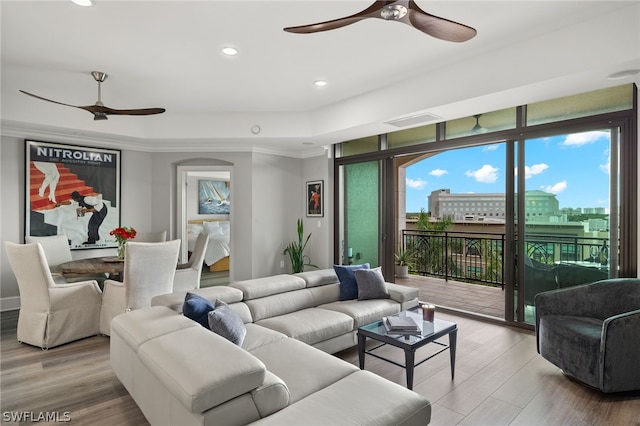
left=19, top=71, right=166, bottom=121
left=284, top=0, right=477, bottom=42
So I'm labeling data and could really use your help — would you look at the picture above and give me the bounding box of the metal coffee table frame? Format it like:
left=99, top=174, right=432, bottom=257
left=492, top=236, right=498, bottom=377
left=357, top=308, right=457, bottom=390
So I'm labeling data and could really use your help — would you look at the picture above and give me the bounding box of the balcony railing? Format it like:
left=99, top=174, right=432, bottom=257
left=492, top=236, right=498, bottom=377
left=401, top=229, right=610, bottom=289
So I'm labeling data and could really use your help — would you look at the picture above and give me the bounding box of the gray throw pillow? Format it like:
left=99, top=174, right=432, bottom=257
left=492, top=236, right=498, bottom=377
left=207, top=299, right=247, bottom=346
left=354, top=267, right=390, bottom=300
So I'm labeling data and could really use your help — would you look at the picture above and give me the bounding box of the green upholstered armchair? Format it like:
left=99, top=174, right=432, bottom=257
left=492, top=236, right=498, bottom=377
left=535, top=278, right=640, bottom=393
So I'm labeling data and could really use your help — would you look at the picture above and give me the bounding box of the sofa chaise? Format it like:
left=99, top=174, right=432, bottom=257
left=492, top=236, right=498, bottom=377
left=110, top=269, right=432, bottom=425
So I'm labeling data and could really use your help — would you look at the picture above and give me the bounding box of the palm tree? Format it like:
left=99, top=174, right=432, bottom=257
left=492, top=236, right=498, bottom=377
left=412, top=209, right=460, bottom=277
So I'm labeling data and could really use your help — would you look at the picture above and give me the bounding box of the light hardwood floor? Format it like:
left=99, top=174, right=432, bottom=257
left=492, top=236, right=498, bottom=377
left=1, top=309, right=638, bottom=425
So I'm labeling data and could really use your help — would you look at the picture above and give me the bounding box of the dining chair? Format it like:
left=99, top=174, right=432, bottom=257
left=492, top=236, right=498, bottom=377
left=4, top=241, right=103, bottom=349
left=25, top=234, right=107, bottom=284
left=25, top=234, right=73, bottom=283
left=173, top=232, right=209, bottom=291
left=99, top=239, right=180, bottom=335
left=133, top=231, right=167, bottom=242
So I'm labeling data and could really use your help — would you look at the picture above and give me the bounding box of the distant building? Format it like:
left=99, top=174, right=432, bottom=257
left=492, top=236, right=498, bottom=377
left=428, top=188, right=560, bottom=222
left=521, top=190, right=560, bottom=221
left=588, top=218, right=609, bottom=231
left=428, top=189, right=506, bottom=221
left=583, top=207, right=607, bottom=215
left=560, top=207, right=582, bottom=215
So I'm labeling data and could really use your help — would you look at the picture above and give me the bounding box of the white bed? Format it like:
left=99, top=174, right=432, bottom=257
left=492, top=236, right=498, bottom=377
left=187, top=220, right=230, bottom=271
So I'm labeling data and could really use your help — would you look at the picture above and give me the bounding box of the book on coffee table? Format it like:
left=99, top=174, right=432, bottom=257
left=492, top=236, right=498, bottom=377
left=384, top=316, right=420, bottom=334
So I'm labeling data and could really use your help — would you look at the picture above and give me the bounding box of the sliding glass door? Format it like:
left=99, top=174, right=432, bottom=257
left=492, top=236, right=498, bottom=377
left=516, top=129, right=619, bottom=323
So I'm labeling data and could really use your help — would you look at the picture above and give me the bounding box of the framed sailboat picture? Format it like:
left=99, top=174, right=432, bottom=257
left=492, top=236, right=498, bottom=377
left=198, top=179, right=230, bottom=214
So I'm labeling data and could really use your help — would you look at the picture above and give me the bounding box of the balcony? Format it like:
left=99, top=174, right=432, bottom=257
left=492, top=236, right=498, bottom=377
left=395, top=274, right=505, bottom=318
left=399, top=229, right=611, bottom=320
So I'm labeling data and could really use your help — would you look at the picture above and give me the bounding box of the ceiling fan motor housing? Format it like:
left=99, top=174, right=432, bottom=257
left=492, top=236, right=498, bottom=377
left=381, top=5, right=407, bottom=20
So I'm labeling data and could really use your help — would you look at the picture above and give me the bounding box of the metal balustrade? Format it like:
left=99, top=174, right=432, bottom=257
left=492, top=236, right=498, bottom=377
left=400, top=229, right=611, bottom=289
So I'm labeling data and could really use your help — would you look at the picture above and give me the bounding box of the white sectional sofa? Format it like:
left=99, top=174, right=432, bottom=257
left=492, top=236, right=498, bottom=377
left=110, top=269, right=431, bottom=425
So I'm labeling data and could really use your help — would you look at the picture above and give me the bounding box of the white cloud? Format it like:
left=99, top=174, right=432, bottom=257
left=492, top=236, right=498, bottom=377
left=482, top=144, right=499, bottom=151
left=429, top=168, right=448, bottom=177
left=541, top=180, right=567, bottom=194
left=560, top=131, right=608, bottom=147
left=465, top=164, right=499, bottom=183
left=524, top=163, right=549, bottom=179
left=406, top=177, right=427, bottom=190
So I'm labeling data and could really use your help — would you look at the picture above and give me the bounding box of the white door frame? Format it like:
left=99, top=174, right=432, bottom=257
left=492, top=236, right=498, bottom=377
left=176, top=165, right=233, bottom=277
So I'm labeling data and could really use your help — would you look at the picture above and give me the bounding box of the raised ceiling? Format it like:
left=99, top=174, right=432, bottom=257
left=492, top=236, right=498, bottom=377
left=2, top=1, right=639, bottom=157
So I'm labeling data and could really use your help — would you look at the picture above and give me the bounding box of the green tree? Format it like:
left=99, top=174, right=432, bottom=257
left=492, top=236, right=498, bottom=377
left=412, top=209, right=459, bottom=277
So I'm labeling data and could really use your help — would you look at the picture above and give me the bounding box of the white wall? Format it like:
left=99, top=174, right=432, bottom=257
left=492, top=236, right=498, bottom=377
left=252, top=152, right=303, bottom=276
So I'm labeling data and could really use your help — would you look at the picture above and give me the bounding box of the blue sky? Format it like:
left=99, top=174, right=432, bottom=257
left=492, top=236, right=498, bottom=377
left=405, top=131, right=611, bottom=213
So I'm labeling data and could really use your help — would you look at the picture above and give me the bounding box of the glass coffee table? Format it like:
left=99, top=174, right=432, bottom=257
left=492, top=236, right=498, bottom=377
left=357, top=307, right=457, bottom=390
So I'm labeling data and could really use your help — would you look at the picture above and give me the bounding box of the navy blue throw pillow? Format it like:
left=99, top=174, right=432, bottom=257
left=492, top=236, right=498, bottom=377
left=183, top=292, right=215, bottom=328
left=334, top=263, right=370, bottom=300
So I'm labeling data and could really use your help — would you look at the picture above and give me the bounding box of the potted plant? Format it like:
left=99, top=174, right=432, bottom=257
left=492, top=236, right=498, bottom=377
left=283, top=218, right=318, bottom=273
left=394, top=246, right=416, bottom=278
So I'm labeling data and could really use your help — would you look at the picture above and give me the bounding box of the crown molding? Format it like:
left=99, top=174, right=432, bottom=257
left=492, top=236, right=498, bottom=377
left=1, top=119, right=326, bottom=159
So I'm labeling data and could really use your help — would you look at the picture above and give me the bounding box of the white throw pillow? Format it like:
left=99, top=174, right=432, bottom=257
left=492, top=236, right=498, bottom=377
left=208, top=227, right=224, bottom=236
left=187, top=224, right=204, bottom=235
left=203, top=221, right=220, bottom=235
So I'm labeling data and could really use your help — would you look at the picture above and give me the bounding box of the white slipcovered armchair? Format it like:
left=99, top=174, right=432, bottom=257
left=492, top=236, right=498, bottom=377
left=99, top=239, right=180, bottom=335
left=4, top=241, right=103, bottom=349
left=173, top=232, right=209, bottom=291
left=25, top=234, right=106, bottom=284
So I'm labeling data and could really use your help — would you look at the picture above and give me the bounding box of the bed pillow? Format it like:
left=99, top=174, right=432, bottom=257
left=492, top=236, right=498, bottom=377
left=183, top=292, right=215, bottom=328
left=208, top=299, right=247, bottom=346
left=219, top=221, right=230, bottom=235
left=207, top=227, right=224, bottom=236
left=203, top=221, right=220, bottom=235
left=334, top=263, right=370, bottom=301
left=187, top=223, right=204, bottom=235
left=355, top=267, right=390, bottom=300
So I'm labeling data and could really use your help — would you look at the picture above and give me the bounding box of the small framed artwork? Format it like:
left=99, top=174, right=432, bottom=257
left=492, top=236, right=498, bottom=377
left=198, top=179, right=230, bottom=214
left=306, top=180, right=323, bottom=217
left=25, top=140, right=121, bottom=250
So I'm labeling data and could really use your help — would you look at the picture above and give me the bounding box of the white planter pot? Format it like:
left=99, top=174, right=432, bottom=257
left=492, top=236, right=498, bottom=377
left=395, top=265, right=409, bottom=278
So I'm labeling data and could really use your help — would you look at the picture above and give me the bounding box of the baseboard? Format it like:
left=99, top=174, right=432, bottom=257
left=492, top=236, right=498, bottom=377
left=0, top=296, right=20, bottom=312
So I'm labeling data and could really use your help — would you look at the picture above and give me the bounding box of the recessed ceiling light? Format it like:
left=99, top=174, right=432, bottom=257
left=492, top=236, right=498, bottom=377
left=314, top=80, right=328, bottom=87
left=71, top=0, right=93, bottom=6
left=222, top=47, right=238, bottom=56
left=607, top=69, right=640, bottom=80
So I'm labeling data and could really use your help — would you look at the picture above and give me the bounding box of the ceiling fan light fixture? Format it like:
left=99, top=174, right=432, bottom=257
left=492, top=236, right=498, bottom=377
left=71, top=0, right=93, bottom=6
left=380, top=5, right=407, bottom=20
